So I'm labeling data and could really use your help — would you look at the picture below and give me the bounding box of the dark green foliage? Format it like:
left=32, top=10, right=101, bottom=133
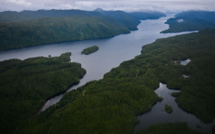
left=0, top=52, right=86, bottom=134
left=158, top=97, right=163, bottom=102
left=0, top=9, right=101, bottom=22
left=140, top=29, right=215, bottom=122
left=17, top=76, right=160, bottom=134
left=135, top=123, right=202, bottom=134
left=0, top=9, right=141, bottom=50
left=0, top=9, right=140, bottom=29
left=96, top=10, right=141, bottom=30
left=212, top=125, right=215, bottom=134
left=162, top=11, right=215, bottom=33
left=165, top=104, right=173, bottom=113
left=171, top=92, right=180, bottom=97
left=0, top=16, right=130, bottom=50
left=81, top=46, right=99, bottom=55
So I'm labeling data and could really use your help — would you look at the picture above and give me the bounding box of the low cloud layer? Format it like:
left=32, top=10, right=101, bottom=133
left=1, top=0, right=215, bottom=12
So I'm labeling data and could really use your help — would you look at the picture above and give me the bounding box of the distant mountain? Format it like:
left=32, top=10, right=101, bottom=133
left=0, top=9, right=140, bottom=30
left=162, top=11, right=215, bottom=33
left=97, top=10, right=141, bottom=30
left=129, top=11, right=166, bottom=20
left=0, top=9, right=165, bottom=50
left=94, top=8, right=104, bottom=12
left=0, top=9, right=101, bottom=22
left=0, top=15, right=130, bottom=50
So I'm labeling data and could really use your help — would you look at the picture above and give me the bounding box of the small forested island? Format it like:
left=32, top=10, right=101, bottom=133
left=81, top=46, right=99, bottom=55
left=14, top=28, right=215, bottom=133
left=162, top=10, right=215, bottom=33
left=0, top=52, right=86, bottom=134
left=165, top=104, right=173, bottom=113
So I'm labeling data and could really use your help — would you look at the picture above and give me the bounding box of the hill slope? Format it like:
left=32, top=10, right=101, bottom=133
left=0, top=9, right=165, bottom=50
left=129, top=11, right=166, bottom=20
left=0, top=9, right=139, bottom=50
left=0, top=15, right=130, bottom=50
left=162, top=11, right=215, bottom=33
left=0, top=52, right=86, bottom=134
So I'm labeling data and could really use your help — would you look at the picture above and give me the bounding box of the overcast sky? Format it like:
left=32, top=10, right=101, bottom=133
left=0, top=0, right=215, bottom=12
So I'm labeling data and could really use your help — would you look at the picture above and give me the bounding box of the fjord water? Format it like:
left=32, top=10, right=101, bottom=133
left=1, top=15, right=213, bottom=133
left=0, top=16, right=192, bottom=110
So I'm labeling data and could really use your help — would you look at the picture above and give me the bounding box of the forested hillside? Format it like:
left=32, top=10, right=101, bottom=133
left=0, top=9, right=101, bottom=22
left=162, top=11, right=215, bottom=33
left=136, top=123, right=201, bottom=134
left=0, top=16, right=130, bottom=50
left=15, top=29, right=215, bottom=134
left=0, top=52, right=86, bottom=134
left=0, top=9, right=165, bottom=50
left=129, top=11, right=166, bottom=20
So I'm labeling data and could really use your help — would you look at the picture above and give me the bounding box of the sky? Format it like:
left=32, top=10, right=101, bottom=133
left=0, top=0, right=215, bottom=12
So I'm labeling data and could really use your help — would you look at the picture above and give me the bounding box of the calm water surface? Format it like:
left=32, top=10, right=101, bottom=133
left=133, top=83, right=215, bottom=134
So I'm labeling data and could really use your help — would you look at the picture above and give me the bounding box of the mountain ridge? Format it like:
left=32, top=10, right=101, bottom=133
left=0, top=9, right=165, bottom=50
left=162, top=10, right=215, bottom=33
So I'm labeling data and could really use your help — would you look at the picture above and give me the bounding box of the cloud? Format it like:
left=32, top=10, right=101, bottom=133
left=2, top=0, right=31, bottom=6
left=73, top=0, right=215, bottom=12
left=0, top=0, right=215, bottom=12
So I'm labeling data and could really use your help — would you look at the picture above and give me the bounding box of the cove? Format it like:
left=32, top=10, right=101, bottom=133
left=133, top=83, right=215, bottom=134
left=0, top=15, right=194, bottom=112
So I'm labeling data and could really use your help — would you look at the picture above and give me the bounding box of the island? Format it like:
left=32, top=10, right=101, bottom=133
left=81, top=46, right=99, bottom=55
left=165, top=104, right=173, bottom=113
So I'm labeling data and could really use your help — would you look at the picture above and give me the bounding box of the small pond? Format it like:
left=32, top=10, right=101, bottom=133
left=133, top=83, right=215, bottom=134
left=180, top=59, right=191, bottom=66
